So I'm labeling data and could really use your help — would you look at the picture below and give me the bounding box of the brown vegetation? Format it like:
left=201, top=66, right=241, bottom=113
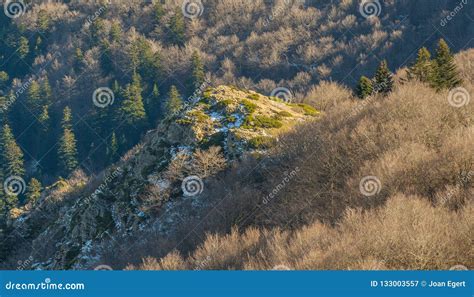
left=123, top=50, right=473, bottom=270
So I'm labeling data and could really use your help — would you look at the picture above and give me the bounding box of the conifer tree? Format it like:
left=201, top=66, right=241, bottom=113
left=373, top=60, right=394, bottom=96
left=356, top=76, right=373, bottom=99
left=166, top=85, right=183, bottom=115
left=112, top=80, right=121, bottom=96
left=190, top=50, right=205, bottom=90
left=110, top=21, right=122, bottom=43
left=108, top=132, right=118, bottom=162
left=432, top=39, right=462, bottom=90
left=40, top=78, right=52, bottom=106
left=58, top=107, right=78, bottom=175
left=0, top=169, right=19, bottom=219
left=26, top=178, right=42, bottom=205
left=34, top=36, right=42, bottom=54
left=18, top=36, right=29, bottom=59
left=37, top=10, right=50, bottom=32
left=27, top=80, right=41, bottom=115
left=146, top=83, right=161, bottom=123
left=407, top=47, right=434, bottom=83
left=0, top=124, right=25, bottom=177
left=0, top=71, right=8, bottom=89
left=154, top=2, right=165, bottom=25
left=119, top=72, right=147, bottom=126
left=90, top=18, right=105, bottom=46
left=168, top=8, right=186, bottom=46
left=38, top=105, right=50, bottom=132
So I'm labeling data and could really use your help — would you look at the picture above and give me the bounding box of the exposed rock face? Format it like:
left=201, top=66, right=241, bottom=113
left=12, top=86, right=318, bottom=269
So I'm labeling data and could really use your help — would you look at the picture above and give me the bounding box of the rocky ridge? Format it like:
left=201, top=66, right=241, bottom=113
left=11, top=86, right=318, bottom=269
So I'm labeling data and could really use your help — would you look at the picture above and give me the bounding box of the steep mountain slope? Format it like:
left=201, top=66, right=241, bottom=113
left=5, top=86, right=317, bottom=269
left=127, top=50, right=474, bottom=271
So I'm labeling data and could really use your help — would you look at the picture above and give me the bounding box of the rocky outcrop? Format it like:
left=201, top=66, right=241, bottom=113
left=13, top=86, right=318, bottom=269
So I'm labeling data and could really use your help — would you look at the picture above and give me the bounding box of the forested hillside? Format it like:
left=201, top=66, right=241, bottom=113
left=0, top=0, right=472, bottom=270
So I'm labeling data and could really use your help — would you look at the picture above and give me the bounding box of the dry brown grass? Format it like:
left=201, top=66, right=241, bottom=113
left=127, top=195, right=473, bottom=270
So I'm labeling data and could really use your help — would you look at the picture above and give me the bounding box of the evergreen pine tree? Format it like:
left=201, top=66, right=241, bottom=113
left=432, top=39, right=462, bottom=90
left=90, top=18, right=105, bottom=46
left=34, top=36, right=42, bottom=54
left=26, top=81, right=41, bottom=115
left=0, top=124, right=25, bottom=177
left=168, top=8, right=186, bottom=46
left=373, top=60, right=394, bottom=96
left=40, top=78, right=52, bottom=106
left=38, top=105, right=50, bottom=132
left=112, top=80, right=121, bottom=95
left=58, top=107, right=78, bottom=175
left=154, top=2, right=165, bottom=25
left=108, top=132, right=119, bottom=162
left=37, top=10, right=50, bottom=32
left=110, top=21, right=122, bottom=43
left=407, top=47, right=435, bottom=83
left=26, top=178, right=42, bottom=205
left=18, top=36, right=29, bottom=59
left=119, top=72, right=147, bottom=126
left=146, top=83, right=161, bottom=123
left=166, top=85, right=183, bottom=115
left=0, top=71, right=8, bottom=89
left=189, top=50, right=205, bottom=91
left=0, top=167, right=19, bottom=220
left=356, top=76, right=373, bottom=99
